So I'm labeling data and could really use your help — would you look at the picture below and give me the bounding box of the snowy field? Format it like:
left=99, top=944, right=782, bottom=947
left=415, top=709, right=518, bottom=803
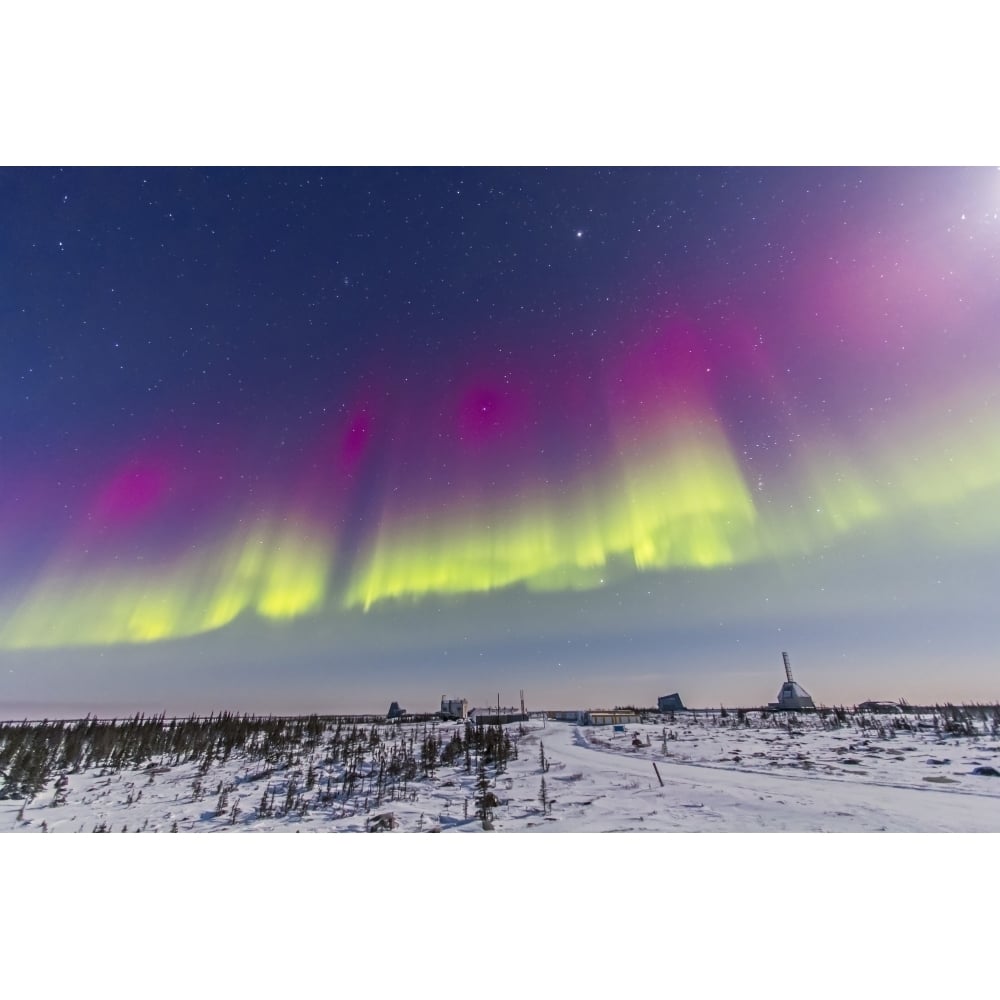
left=2, top=708, right=998, bottom=832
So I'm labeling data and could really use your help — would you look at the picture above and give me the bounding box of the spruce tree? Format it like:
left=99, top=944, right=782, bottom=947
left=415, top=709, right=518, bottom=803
left=475, top=758, right=492, bottom=823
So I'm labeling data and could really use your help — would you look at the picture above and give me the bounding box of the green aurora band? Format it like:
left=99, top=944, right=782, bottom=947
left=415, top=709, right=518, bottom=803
left=2, top=393, right=1000, bottom=649
left=0, top=518, right=332, bottom=650
left=344, top=417, right=760, bottom=608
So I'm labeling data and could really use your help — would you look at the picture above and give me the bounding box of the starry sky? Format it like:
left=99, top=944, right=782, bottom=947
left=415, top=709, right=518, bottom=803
left=1, top=166, right=999, bottom=716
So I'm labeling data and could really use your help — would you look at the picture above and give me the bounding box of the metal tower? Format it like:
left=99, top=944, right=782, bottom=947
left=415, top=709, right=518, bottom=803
left=782, top=651, right=793, bottom=683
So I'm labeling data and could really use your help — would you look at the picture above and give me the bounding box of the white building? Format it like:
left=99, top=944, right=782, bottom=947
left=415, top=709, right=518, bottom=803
left=440, top=696, right=468, bottom=720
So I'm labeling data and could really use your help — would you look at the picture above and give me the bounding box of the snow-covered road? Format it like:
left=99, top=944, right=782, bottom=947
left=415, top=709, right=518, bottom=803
left=519, top=721, right=999, bottom=831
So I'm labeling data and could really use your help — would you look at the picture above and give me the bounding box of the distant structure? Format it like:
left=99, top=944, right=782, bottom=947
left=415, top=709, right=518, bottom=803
left=858, top=700, right=903, bottom=714
left=769, top=652, right=816, bottom=711
left=584, top=709, right=642, bottom=726
left=439, top=696, right=468, bottom=720
left=548, top=709, right=586, bottom=723
left=657, top=693, right=685, bottom=712
left=387, top=701, right=407, bottom=720
left=469, top=706, right=529, bottom=726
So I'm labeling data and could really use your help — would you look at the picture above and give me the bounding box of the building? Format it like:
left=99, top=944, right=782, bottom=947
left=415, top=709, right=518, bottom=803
left=439, top=696, right=468, bottom=720
left=548, top=709, right=586, bottom=723
left=772, top=682, right=815, bottom=712
left=386, top=701, right=407, bottom=720
left=657, top=693, right=685, bottom=712
left=584, top=710, right=642, bottom=726
left=468, top=707, right=529, bottom=726
left=858, top=700, right=903, bottom=714
left=768, top=652, right=816, bottom=711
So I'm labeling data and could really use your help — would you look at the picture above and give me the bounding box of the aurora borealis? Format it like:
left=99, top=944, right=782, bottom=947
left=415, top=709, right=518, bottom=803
left=2, top=166, right=999, bottom=714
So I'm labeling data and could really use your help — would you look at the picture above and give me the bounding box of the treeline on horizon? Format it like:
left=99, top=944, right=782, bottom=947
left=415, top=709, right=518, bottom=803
left=6, top=700, right=1000, bottom=727
left=0, top=712, right=518, bottom=810
left=614, top=701, right=1000, bottom=717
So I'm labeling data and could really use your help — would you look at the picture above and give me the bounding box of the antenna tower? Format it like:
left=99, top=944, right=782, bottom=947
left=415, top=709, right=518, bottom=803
left=781, top=651, right=793, bottom=683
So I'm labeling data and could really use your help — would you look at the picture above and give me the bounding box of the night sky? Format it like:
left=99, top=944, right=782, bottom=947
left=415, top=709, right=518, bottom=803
left=2, top=166, right=999, bottom=715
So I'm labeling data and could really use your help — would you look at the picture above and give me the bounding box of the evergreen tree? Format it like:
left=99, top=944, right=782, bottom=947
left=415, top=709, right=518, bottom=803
left=475, top=758, right=492, bottom=823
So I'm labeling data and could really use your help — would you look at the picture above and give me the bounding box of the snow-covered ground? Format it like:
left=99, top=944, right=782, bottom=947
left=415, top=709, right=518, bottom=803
left=3, top=710, right=998, bottom=831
